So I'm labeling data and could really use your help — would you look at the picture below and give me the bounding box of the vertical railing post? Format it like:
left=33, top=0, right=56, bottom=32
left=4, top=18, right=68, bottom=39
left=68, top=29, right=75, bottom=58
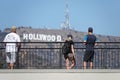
left=16, top=42, right=20, bottom=69
left=16, top=51, right=19, bottom=69
left=59, top=42, right=62, bottom=69
left=102, top=42, right=107, bottom=69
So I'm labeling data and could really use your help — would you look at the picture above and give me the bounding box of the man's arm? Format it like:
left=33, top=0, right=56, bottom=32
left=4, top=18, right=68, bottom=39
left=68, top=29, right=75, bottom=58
left=17, top=42, right=21, bottom=48
left=95, top=37, right=98, bottom=46
left=84, top=35, right=87, bottom=45
left=71, top=44, right=75, bottom=55
left=17, top=35, right=21, bottom=49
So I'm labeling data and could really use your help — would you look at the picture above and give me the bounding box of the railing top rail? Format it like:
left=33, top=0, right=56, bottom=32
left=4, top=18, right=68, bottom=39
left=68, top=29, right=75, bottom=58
left=0, top=47, right=120, bottom=49
left=1, top=42, right=120, bottom=43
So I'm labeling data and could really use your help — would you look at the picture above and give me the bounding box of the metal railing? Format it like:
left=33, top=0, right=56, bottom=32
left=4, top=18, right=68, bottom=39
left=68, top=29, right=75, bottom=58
left=0, top=42, right=120, bottom=69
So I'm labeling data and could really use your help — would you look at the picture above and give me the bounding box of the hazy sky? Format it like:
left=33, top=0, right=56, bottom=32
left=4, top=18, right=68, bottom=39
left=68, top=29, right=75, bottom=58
left=0, top=0, right=120, bottom=36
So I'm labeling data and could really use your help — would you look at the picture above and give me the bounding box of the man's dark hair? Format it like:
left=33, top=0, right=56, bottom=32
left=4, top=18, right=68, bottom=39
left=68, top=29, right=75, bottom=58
left=88, top=27, right=93, bottom=33
left=67, top=34, right=73, bottom=39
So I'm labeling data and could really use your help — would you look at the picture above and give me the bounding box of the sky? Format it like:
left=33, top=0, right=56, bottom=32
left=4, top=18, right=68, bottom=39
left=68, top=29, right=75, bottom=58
left=0, top=0, right=120, bottom=36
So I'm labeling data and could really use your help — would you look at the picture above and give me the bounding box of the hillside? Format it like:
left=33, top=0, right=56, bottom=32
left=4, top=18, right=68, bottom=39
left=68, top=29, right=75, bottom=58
left=1, top=27, right=120, bottom=42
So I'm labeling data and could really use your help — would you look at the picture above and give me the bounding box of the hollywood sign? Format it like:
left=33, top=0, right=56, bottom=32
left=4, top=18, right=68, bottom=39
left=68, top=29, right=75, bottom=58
left=23, top=33, right=62, bottom=42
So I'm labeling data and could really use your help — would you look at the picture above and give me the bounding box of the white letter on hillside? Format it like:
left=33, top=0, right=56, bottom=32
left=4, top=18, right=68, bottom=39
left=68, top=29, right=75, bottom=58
left=57, top=35, right=62, bottom=42
left=23, top=34, right=28, bottom=40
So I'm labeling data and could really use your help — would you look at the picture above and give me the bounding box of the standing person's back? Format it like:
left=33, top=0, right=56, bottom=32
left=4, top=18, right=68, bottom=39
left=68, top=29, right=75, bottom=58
left=4, top=32, right=20, bottom=53
left=85, top=34, right=96, bottom=51
left=83, top=27, right=97, bottom=69
left=62, top=35, right=76, bottom=69
left=3, top=26, right=21, bottom=69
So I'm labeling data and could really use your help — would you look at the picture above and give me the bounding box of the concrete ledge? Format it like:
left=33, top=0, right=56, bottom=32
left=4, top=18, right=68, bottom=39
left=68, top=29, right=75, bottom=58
left=0, top=69, right=120, bottom=73
left=0, top=69, right=120, bottom=80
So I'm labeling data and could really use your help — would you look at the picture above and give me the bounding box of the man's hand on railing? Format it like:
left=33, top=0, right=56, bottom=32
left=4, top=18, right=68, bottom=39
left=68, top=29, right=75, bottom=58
left=73, top=52, right=76, bottom=58
left=95, top=43, right=98, bottom=46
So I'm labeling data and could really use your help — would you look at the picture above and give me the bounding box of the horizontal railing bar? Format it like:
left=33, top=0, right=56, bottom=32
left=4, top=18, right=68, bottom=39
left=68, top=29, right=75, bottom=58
left=0, top=42, right=120, bottom=43
left=1, top=47, right=119, bottom=49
